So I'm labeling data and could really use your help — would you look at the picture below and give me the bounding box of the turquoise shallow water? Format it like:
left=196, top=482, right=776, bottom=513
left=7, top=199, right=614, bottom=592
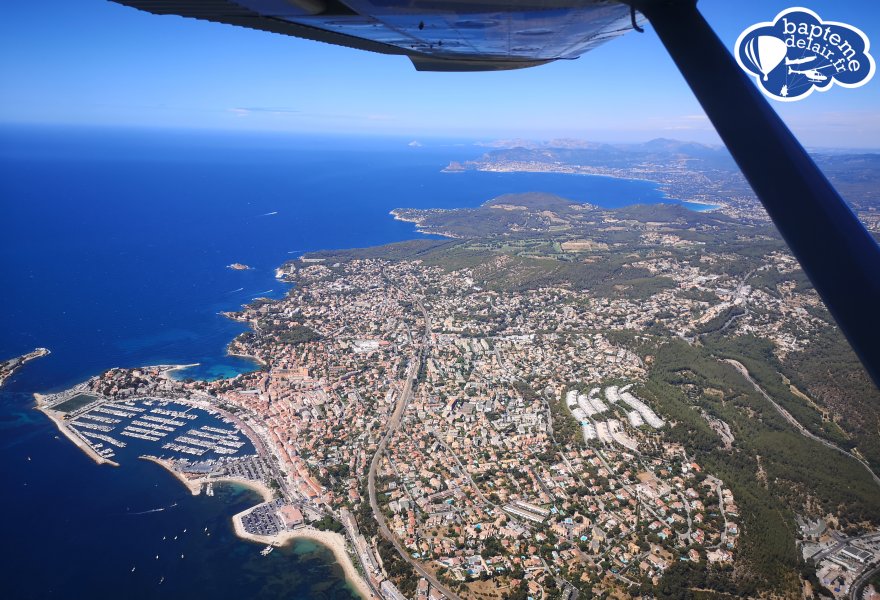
left=172, top=360, right=260, bottom=382
left=0, top=125, right=680, bottom=598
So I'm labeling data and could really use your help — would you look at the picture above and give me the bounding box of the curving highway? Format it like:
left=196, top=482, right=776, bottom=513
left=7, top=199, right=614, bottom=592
left=366, top=301, right=462, bottom=600
left=725, top=359, right=880, bottom=490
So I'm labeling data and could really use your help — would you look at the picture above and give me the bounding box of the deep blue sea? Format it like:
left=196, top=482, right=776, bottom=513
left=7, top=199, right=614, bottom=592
left=0, top=125, right=677, bottom=599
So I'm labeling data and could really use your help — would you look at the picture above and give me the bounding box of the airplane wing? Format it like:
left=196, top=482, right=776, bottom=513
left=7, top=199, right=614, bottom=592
left=108, top=0, right=880, bottom=387
left=109, top=0, right=639, bottom=71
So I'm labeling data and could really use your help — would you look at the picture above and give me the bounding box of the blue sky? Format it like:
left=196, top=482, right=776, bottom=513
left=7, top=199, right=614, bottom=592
left=1, top=0, right=877, bottom=146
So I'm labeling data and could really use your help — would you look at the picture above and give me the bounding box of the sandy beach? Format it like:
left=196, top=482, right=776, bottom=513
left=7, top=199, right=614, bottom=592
left=226, top=350, right=267, bottom=367
left=142, top=456, right=375, bottom=598
left=139, top=456, right=276, bottom=501
left=140, top=456, right=204, bottom=494
left=38, top=397, right=374, bottom=598
left=231, top=515, right=377, bottom=600
left=213, top=476, right=275, bottom=502
left=161, top=363, right=200, bottom=379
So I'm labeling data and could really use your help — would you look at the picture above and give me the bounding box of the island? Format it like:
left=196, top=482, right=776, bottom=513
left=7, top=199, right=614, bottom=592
left=227, top=263, right=252, bottom=271
left=35, top=141, right=880, bottom=600
left=1, top=347, right=49, bottom=388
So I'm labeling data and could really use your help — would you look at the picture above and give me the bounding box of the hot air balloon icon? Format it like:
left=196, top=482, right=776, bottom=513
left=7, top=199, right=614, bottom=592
left=743, top=35, right=788, bottom=81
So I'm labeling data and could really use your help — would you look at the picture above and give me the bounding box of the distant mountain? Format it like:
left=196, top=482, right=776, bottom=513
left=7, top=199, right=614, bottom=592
left=477, top=136, right=725, bottom=155
left=466, top=138, right=738, bottom=171
left=460, top=138, right=880, bottom=216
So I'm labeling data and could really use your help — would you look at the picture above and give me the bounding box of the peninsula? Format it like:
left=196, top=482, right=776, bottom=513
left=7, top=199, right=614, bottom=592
left=1, top=347, right=49, bottom=388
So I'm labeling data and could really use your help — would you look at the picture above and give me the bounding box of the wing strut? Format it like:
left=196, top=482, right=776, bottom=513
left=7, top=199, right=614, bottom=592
left=634, top=0, right=880, bottom=387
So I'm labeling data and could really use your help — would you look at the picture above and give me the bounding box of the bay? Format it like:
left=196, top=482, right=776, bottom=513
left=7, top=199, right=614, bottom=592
left=0, top=125, right=674, bottom=598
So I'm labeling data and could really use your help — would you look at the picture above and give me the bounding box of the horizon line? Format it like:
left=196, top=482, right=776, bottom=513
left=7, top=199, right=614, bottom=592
left=1, top=121, right=878, bottom=153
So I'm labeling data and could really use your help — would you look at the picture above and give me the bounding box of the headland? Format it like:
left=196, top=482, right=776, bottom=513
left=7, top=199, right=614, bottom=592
left=1, top=347, right=50, bottom=388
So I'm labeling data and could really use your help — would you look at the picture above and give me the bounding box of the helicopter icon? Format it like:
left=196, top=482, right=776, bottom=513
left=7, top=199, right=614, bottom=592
left=787, top=63, right=834, bottom=83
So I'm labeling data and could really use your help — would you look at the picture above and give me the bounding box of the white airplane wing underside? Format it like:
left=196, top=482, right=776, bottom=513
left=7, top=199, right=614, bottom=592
left=110, top=0, right=639, bottom=71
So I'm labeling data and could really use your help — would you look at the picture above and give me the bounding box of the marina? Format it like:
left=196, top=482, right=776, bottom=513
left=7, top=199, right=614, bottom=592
left=35, top=387, right=256, bottom=466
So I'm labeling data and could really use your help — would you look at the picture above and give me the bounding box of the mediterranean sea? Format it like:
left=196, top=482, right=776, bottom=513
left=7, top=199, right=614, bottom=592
left=0, top=125, right=678, bottom=598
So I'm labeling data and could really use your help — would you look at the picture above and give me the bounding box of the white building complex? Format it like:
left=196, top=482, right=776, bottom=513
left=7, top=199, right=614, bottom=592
left=619, top=391, right=665, bottom=428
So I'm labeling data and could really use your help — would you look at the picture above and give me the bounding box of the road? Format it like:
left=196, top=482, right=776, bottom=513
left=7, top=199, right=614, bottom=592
left=811, top=531, right=880, bottom=563
left=706, top=475, right=730, bottom=549
left=687, top=268, right=755, bottom=344
left=366, top=301, right=462, bottom=600
left=677, top=491, right=694, bottom=544
left=541, top=389, right=609, bottom=513
left=431, top=431, right=496, bottom=508
left=725, top=359, right=880, bottom=489
left=590, top=426, right=664, bottom=524
left=850, top=561, right=880, bottom=600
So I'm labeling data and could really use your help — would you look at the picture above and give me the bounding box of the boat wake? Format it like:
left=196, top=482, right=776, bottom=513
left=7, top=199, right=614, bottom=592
left=252, top=290, right=273, bottom=298
left=261, top=211, right=278, bottom=216
left=128, top=502, right=178, bottom=516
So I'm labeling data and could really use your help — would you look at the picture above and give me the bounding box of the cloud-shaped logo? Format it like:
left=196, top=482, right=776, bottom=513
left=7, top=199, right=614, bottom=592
left=735, top=7, right=875, bottom=102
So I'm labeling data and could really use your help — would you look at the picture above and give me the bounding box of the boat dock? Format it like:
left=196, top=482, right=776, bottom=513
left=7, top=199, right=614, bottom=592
left=35, top=390, right=255, bottom=465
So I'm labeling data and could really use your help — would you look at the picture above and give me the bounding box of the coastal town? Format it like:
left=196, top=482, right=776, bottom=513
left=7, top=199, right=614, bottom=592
left=34, top=256, right=741, bottom=600
left=17, top=129, right=880, bottom=600
left=440, top=140, right=880, bottom=234
left=6, top=0, right=880, bottom=591
left=31, top=188, right=880, bottom=600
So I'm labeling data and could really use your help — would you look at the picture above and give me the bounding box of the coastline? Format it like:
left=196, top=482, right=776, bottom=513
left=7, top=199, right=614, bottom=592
left=139, top=456, right=275, bottom=502
left=1, top=347, right=50, bottom=388
left=226, top=350, right=267, bottom=367
left=161, top=363, right=200, bottom=379
left=164, top=352, right=264, bottom=381
left=35, top=398, right=119, bottom=467
left=453, top=164, right=727, bottom=211
left=231, top=517, right=377, bottom=600
left=388, top=209, right=459, bottom=239
left=143, top=456, right=375, bottom=599
left=389, top=208, right=420, bottom=224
